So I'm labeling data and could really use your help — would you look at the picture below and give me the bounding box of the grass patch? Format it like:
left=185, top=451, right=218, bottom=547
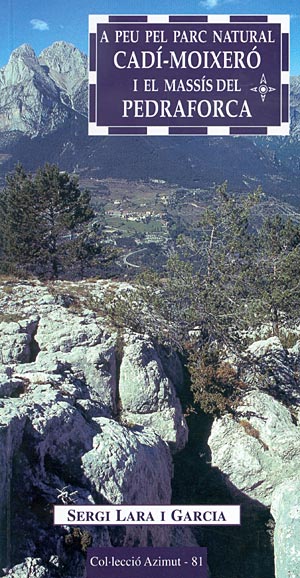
left=47, top=281, right=106, bottom=316
left=0, top=313, right=26, bottom=323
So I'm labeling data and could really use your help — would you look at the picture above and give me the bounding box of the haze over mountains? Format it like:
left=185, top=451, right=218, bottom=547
left=1, top=41, right=300, bottom=207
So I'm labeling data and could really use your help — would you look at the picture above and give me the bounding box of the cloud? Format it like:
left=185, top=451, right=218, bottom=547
left=30, top=19, right=49, bottom=31
left=200, top=0, right=219, bottom=8
left=199, top=0, right=238, bottom=8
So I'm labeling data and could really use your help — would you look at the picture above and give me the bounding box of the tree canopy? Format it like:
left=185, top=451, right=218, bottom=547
left=0, top=163, right=109, bottom=278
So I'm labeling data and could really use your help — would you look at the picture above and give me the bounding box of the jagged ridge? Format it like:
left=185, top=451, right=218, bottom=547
left=0, top=42, right=87, bottom=136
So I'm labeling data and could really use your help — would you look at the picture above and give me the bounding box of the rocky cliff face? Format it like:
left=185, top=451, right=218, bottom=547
left=271, top=477, right=300, bottom=578
left=290, top=76, right=300, bottom=136
left=0, top=42, right=87, bottom=136
left=39, top=42, right=88, bottom=116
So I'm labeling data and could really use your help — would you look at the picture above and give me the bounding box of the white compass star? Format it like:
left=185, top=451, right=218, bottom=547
left=250, top=74, right=276, bottom=102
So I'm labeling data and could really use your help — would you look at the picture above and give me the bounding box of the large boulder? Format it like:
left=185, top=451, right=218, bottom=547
left=35, top=309, right=118, bottom=414
left=244, top=336, right=300, bottom=403
left=208, top=391, right=300, bottom=507
left=119, top=334, right=188, bottom=451
left=82, top=418, right=173, bottom=546
left=0, top=319, right=39, bottom=364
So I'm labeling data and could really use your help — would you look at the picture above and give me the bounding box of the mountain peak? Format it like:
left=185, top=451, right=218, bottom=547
left=3, top=43, right=40, bottom=87
left=12, top=43, right=36, bottom=55
left=39, top=41, right=87, bottom=74
left=39, top=41, right=88, bottom=112
left=41, top=40, right=78, bottom=52
left=9, top=43, right=37, bottom=62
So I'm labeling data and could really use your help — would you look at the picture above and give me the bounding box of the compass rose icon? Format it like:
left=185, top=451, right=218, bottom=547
left=250, top=74, right=276, bottom=102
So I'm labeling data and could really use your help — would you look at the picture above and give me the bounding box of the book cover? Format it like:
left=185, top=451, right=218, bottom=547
left=0, top=2, right=299, bottom=578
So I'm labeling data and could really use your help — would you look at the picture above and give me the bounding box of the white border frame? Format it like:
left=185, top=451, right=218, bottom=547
left=88, top=14, right=290, bottom=136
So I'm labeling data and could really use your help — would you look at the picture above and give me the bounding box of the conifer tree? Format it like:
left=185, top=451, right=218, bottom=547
left=0, top=163, right=96, bottom=278
left=33, top=163, right=93, bottom=277
left=115, top=184, right=300, bottom=350
left=0, top=163, right=41, bottom=273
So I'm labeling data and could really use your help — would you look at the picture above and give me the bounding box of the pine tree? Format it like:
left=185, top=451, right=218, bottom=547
left=0, top=164, right=41, bottom=273
left=34, top=164, right=94, bottom=277
left=0, top=163, right=96, bottom=278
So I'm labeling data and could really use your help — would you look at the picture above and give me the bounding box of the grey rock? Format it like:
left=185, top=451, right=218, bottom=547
left=0, top=283, right=54, bottom=319
left=290, top=76, right=300, bottom=135
left=0, top=45, right=69, bottom=136
left=0, top=42, right=87, bottom=136
left=36, top=310, right=103, bottom=353
left=17, top=387, right=94, bottom=476
left=243, top=336, right=300, bottom=403
left=208, top=391, right=300, bottom=506
left=35, top=310, right=117, bottom=414
left=82, top=417, right=172, bottom=503
left=0, top=279, right=192, bottom=576
left=4, top=557, right=51, bottom=577
left=271, top=477, right=300, bottom=578
left=0, top=404, right=27, bottom=565
left=0, top=375, right=25, bottom=398
left=0, top=319, right=38, bottom=364
left=119, top=334, right=188, bottom=450
left=247, top=336, right=283, bottom=357
left=39, top=42, right=88, bottom=115
left=82, top=417, right=172, bottom=546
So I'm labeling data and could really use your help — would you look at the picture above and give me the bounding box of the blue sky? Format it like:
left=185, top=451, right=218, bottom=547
left=1, top=0, right=300, bottom=73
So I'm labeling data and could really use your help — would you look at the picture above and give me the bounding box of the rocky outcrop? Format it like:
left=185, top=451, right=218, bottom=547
left=2, top=282, right=300, bottom=578
left=244, top=336, right=300, bottom=403
left=0, top=319, right=39, bottom=364
left=39, top=42, right=88, bottom=115
left=34, top=308, right=118, bottom=415
left=0, top=280, right=188, bottom=576
left=119, top=334, right=188, bottom=450
left=290, top=76, right=300, bottom=135
left=82, top=418, right=172, bottom=547
left=0, top=404, right=26, bottom=565
left=208, top=390, right=300, bottom=507
left=208, top=335, right=300, bottom=578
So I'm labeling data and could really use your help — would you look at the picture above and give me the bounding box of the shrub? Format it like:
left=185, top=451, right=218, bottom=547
left=64, top=527, right=93, bottom=554
left=188, top=347, right=247, bottom=417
